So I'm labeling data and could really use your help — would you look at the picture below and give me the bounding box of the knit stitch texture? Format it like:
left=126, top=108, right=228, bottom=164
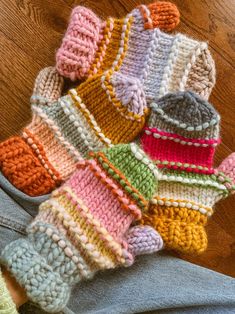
left=140, top=91, right=235, bottom=254
left=0, top=2, right=216, bottom=196
left=56, top=3, right=215, bottom=100
left=0, top=143, right=163, bottom=312
left=56, top=2, right=180, bottom=80
left=142, top=91, right=220, bottom=174
left=0, top=67, right=65, bottom=196
left=0, top=59, right=151, bottom=196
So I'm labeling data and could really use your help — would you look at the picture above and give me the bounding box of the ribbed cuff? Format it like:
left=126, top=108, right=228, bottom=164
left=1, top=239, right=70, bottom=313
left=0, top=269, right=18, bottom=314
left=0, top=136, right=58, bottom=196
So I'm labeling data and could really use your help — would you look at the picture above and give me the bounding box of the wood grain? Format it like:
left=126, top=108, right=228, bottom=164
left=0, top=0, right=234, bottom=277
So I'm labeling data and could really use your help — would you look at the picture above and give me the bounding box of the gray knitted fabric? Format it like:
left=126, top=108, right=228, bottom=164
left=148, top=91, right=220, bottom=139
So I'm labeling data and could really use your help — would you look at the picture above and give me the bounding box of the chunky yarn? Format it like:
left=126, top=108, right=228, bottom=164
left=56, top=3, right=215, bottom=100
left=0, top=67, right=67, bottom=196
left=140, top=92, right=235, bottom=254
left=1, top=144, right=163, bottom=312
left=56, top=2, right=180, bottom=80
left=0, top=59, right=150, bottom=196
left=142, top=91, right=220, bottom=174
left=217, top=152, right=235, bottom=191
left=31, top=66, right=64, bottom=104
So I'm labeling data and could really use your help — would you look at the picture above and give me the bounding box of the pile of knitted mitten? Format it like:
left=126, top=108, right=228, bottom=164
left=0, top=1, right=234, bottom=312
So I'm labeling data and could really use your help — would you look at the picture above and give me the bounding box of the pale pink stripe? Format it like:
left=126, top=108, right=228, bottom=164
left=26, top=119, right=78, bottom=180
left=63, top=162, right=134, bottom=240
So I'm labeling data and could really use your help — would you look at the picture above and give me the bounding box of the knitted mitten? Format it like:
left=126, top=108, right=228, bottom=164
left=56, top=2, right=215, bottom=100
left=140, top=91, right=235, bottom=254
left=0, top=67, right=65, bottom=196
left=0, top=269, right=18, bottom=314
left=0, top=62, right=152, bottom=196
left=56, top=2, right=180, bottom=80
left=0, top=144, right=163, bottom=312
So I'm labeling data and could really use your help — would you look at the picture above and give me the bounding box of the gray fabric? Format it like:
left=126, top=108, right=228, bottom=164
left=39, top=97, right=96, bottom=154
left=62, top=252, right=235, bottom=314
left=0, top=174, right=235, bottom=314
left=148, top=91, right=220, bottom=140
left=0, top=172, right=49, bottom=217
left=150, top=91, right=219, bottom=129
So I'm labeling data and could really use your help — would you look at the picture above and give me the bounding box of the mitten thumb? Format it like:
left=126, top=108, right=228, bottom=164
left=31, top=66, right=64, bottom=105
left=126, top=225, right=163, bottom=257
left=138, top=1, right=180, bottom=31
left=56, top=6, right=103, bottom=80
left=110, top=72, right=147, bottom=116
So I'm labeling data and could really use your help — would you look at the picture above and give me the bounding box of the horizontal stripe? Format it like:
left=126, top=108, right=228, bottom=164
left=32, top=105, right=82, bottom=161
left=92, top=151, right=147, bottom=213
left=22, top=129, right=61, bottom=182
left=144, top=127, right=220, bottom=147
left=40, top=198, right=118, bottom=269
left=25, top=117, right=78, bottom=180
left=55, top=187, right=128, bottom=264
left=28, top=220, right=94, bottom=280
left=158, top=172, right=228, bottom=192
left=88, top=18, right=114, bottom=76
left=151, top=196, right=213, bottom=216
left=82, top=158, right=142, bottom=219
left=142, top=132, right=215, bottom=173
left=70, top=89, right=113, bottom=146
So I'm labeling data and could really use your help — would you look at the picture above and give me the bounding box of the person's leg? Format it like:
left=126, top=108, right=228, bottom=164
left=64, top=252, right=235, bottom=314
left=1, top=173, right=235, bottom=314
left=0, top=173, right=50, bottom=313
left=0, top=172, right=49, bottom=217
left=0, top=185, right=29, bottom=247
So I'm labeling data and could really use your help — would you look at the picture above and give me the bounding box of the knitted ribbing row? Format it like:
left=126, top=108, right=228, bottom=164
left=140, top=92, right=235, bottom=254
left=56, top=2, right=215, bottom=100
left=0, top=144, right=163, bottom=312
left=0, top=269, right=18, bottom=314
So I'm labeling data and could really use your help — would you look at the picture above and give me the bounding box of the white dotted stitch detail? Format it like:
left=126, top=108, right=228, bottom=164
left=145, top=129, right=218, bottom=147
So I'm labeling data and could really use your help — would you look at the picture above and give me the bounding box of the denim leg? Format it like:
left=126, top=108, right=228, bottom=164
left=65, top=252, right=235, bottom=314
left=0, top=187, right=29, bottom=249
left=0, top=172, right=49, bottom=217
left=0, top=174, right=52, bottom=314
left=1, top=174, right=235, bottom=314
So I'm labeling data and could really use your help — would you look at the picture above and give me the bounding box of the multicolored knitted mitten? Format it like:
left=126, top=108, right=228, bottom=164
left=0, top=269, right=18, bottom=314
left=56, top=2, right=215, bottom=100
left=0, top=144, right=163, bottom=312
left=0, top=67, right=66, bottom=196
left=0, top=56, right=153, bottom=196
left=56, top=2, right=180, bottom=80
left=140, top=91, right=235, bottom=254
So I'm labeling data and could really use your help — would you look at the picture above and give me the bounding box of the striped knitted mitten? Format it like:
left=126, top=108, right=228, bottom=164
left=56, top=2, right=215, bottom=100
left=140, top=91, right=235, bottom=254
left=56, top=2, right=180, bottom=80
left=1, top=144, right=163, bottom=313
left=0, top=61, right=152, bottom=196
left=0, top=67, right=66, bottom=196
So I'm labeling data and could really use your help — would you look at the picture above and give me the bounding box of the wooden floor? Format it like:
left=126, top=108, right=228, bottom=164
left=0, top=0, right=234, bottom=277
